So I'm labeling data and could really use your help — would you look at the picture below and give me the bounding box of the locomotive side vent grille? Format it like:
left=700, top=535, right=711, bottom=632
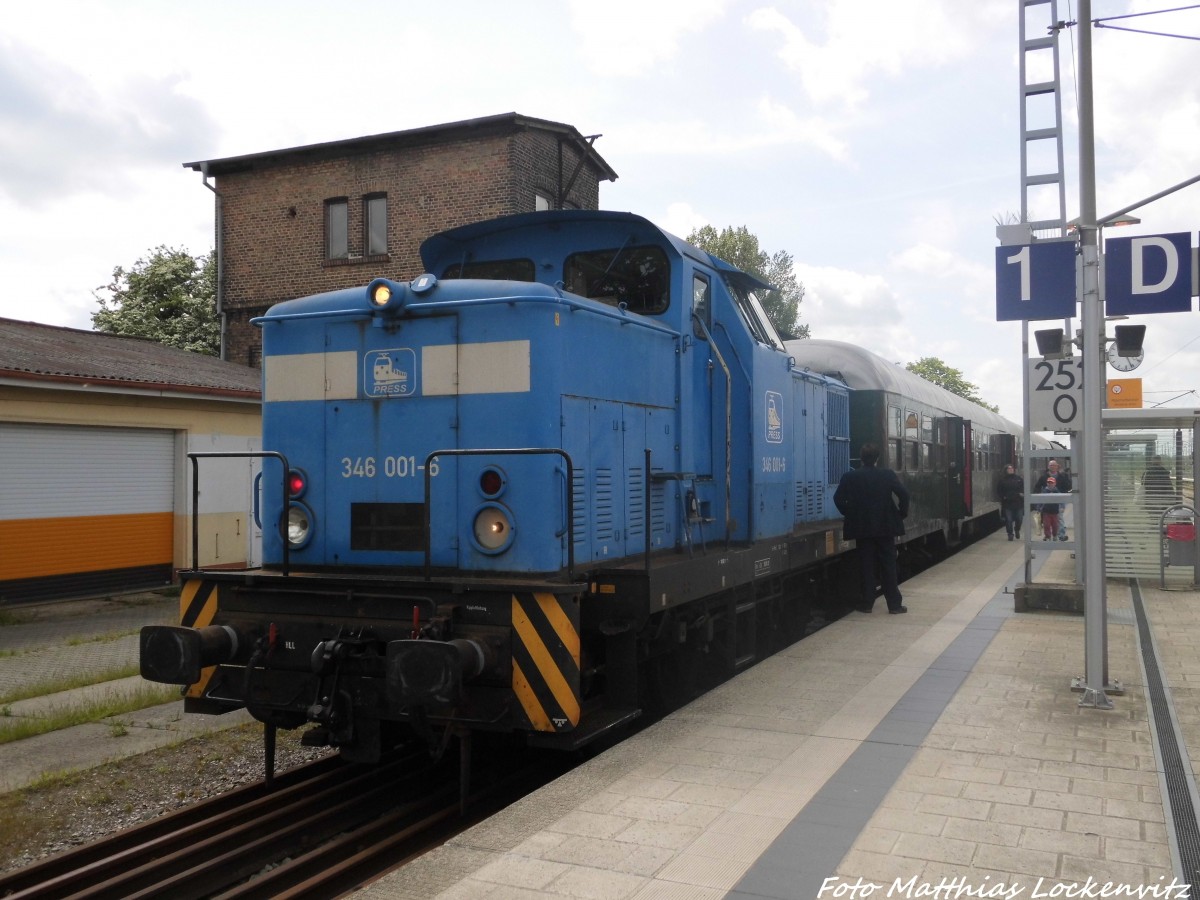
left=626, top=467, right=644, bottom=538
left=350, top=503, right=424, bottom=551
left=571, top=469, right=588, bottom=548
left=650, top=475, right=667, bottom=539
left=594, top=468, right=614, bottom=541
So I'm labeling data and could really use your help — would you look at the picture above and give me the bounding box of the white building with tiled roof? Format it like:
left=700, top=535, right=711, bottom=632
left=0, top=318, right=262, bottom=603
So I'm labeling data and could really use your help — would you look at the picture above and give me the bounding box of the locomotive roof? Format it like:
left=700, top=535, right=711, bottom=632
left=419, top=210, right=776, bottom=295
left=785, top=338, right=1021, bottom=434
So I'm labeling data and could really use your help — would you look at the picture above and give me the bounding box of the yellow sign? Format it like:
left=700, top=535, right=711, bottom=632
left=1107, top=378, right=1143, bottom=408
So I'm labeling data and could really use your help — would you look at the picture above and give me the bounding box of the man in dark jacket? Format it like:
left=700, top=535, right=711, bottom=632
left=834, top=442, right=910, bottom=614
left=997, top=464, right=1024, bottom=541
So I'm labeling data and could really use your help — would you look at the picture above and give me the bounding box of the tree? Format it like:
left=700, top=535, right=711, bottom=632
left=686, top=225, right=809, bottom=339
left=905, top=357, right=999, bottom=412
left=93, top=247, right=219, bottom=356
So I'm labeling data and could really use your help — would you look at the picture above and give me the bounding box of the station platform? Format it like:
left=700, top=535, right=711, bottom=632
left=358, top=532, right=1200, bottom=900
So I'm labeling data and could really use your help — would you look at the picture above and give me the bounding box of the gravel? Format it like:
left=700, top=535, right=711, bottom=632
left=0, top=723, right=333, bottom=873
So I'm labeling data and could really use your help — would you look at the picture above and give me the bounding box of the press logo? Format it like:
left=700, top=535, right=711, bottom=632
left=365, top=349, right=417, bottom=397
left=765, top=391, right=783, bottom=443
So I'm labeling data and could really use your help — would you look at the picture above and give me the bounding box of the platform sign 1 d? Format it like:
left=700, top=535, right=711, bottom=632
left=1104, top=232, right=1193, bottom=315
left=995, top=241, right=1077, bottom=321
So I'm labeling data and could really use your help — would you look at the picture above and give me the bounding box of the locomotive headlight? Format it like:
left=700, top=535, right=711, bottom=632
left=366, top=278, right=406, bottom=312
left=472, top=503, right=514, bottom=554
left=287, top=502, right=314, bottom=548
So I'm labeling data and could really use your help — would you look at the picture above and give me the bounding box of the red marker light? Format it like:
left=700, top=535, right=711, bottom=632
left=480, top=469, right=503, bottom=497
left=288, top=470, right=306, bottom=497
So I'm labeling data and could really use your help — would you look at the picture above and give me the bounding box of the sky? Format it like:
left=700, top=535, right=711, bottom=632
left=2, top=0, right=1199, bottom=427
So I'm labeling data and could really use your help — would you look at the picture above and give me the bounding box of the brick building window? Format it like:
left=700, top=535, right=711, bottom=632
left=326, top=198, right=349, bottom=260
left=535, top=192, right=551, bottom=211
left=364, top=193, right=387, bottom=256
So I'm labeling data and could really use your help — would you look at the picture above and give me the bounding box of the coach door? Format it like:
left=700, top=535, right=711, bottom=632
left=947, top=416, right=973, bottom=520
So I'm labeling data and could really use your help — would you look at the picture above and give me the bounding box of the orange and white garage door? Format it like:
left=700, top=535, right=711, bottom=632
left=0, top=423, right=174, bottom=604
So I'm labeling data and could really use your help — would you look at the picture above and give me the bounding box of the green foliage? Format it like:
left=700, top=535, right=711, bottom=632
left=905, top=357, right=999, bottom=412
left=92, top=247, right=219, bottom=356
left=686, top=225, right=809, bottom=339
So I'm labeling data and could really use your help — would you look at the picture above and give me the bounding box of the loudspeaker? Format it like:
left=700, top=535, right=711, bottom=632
left=1034, top=329, right=1065, bottom=358
left=1113, top=324, right=1146, bottom=357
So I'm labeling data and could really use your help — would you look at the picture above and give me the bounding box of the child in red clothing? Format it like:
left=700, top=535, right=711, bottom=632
left=1040, top=475, right=1060, bottom=540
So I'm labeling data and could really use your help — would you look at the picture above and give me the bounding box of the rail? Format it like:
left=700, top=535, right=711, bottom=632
left=187, top=451, right=291, bottom=576
left=422, top=448, right=576, bottom=581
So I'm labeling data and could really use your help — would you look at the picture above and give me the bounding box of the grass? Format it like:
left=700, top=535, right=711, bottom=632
left=0, top=663, right=142, bottom=707
left=0, top=684, right=180, bottom=745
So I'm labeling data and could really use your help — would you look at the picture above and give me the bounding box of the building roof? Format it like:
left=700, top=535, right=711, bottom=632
left=0, top=318, right=261, bottom=400
left=183, top=112, right=620, bottom=183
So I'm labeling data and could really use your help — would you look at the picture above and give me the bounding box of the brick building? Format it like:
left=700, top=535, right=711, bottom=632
left=184, top=113, right=618, bottom=366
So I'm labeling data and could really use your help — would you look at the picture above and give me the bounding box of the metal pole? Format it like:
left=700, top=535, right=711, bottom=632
left=1076, top=0, right=1112, bottom=709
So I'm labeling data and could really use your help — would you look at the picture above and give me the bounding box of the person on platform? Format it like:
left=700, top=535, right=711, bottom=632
left=997, top=463, right=1024, bottom=541
left=1037, top=475, right=1062, bottom=541
left=834, top=442, right=910, bottom=614
left=1035, top=459, right=1072, bottom=541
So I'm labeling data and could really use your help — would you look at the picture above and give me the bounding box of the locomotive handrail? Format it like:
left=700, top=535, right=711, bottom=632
left=187, top=451, right=291, bottom=576
left=422, top=448, right=576, bottom=581
left=693, top=314, right=735, bottom=546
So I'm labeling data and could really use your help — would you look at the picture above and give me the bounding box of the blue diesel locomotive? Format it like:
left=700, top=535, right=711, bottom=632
left=140, top=210, right=1017, bottom=767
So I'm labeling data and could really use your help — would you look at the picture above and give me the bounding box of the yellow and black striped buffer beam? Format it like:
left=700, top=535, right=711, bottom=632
left=511, top=592, right=580, bottom=732
left=179, top=579, right=221, bottom=699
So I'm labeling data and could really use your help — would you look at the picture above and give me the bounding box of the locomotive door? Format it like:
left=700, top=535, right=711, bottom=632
left=947, top=416, right=973, bottom=520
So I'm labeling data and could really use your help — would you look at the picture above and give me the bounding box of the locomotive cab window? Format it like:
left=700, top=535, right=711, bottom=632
left=563, top=245, right=669, bottom=314
left=692, top=273, right=711, bottom=338
left=442, top=258, right=537, bottom=281
left=728, top=283, right=784, bottom=350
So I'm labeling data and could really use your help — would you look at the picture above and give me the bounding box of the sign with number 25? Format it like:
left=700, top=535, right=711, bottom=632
left=1028, top=357, right=1083, bottom=431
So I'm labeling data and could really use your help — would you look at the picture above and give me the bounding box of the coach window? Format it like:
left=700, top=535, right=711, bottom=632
left=921, top=415, right=934, bottom=470
left=693, top=274, right=711, bottom=338
left=888, top=405, right=903, bottom=470
left=934, top=420, right=948, bottom=472
left=364, top=193, right=387, bottom=257
left=325, top=198, right=348, bottom=260
left=904, top=410, right=919, bottom=470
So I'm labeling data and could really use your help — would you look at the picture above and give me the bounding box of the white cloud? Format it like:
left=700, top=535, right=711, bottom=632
left=658, top=202, right=709, bottom=239
left=568, top=0, right=730, bottom=76
left=747, top=1, right=1008, bottom=109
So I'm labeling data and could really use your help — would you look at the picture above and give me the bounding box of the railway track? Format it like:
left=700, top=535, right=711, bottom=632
left=0, top=744, right=558, bottom=899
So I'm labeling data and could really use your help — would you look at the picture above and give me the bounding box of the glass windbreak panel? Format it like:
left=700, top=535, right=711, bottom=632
left=442, top=259, right=536, bottom=281
left=563, top=245, right=670, bottom=314
left=727, top=282, right=783, bottom=348
left=745, top=289, right=785, bottom=350
left=365, top=194, right=387, bottom=256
